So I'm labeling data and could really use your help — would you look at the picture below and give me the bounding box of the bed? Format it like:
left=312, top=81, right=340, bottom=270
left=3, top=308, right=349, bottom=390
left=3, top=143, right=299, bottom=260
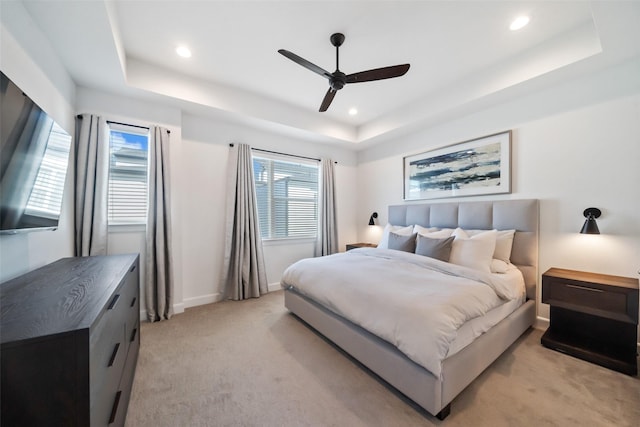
left=282, top=199, right=538, bottom=419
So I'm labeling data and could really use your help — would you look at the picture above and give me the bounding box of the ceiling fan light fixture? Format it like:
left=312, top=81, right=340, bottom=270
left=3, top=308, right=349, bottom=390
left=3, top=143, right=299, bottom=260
left=348, top=107, right=358, bottom=116
left=176, top=45, right=192, bottom=58
left=510, top=16, right=530, bottom=31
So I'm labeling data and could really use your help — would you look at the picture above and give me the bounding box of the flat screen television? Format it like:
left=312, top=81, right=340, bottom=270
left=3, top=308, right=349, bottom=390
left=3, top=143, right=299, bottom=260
left=0, top=71, right=72, bottom=234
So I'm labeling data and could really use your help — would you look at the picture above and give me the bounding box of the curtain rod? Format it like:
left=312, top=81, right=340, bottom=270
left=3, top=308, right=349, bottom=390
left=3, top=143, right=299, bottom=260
left=229, top=143, right=336, bottom=164
left=76, top=115, right=170, bottom=134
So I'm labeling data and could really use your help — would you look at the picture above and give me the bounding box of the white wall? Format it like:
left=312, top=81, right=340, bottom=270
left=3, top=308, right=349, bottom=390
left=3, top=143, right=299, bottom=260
left=76, top=89, right=358, bottom=314
left=76, top=88, right=184, bottom=317
left=356, top=60, right=640, bottom=327
left=0, top=3, right=75, bottom=282
left=180, top=114, right=358, bottom=307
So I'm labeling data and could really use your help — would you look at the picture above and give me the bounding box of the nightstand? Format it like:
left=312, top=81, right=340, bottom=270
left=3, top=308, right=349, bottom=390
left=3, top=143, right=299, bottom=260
left=346, top=243, right=377, bottom=251
left=541, top=268, right=639, bottom=375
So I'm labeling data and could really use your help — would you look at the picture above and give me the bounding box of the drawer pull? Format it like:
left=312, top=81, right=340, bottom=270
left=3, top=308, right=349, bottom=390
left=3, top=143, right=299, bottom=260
left=108, top=294, right=120, bottom=310
left=130, top=264, right=136, bottom=272
left=566, top=284, right=604, bottom=293
left=130, top=297, right=137, bottom=308
left=108, top=343, right=120, bottom=367
left=108, top=390, right=122, bottom=424
left=130, top=328, right=138, bottom=343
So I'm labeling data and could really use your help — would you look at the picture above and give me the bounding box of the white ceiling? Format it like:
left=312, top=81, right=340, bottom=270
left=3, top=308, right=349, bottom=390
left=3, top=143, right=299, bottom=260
left=18, top=0, right=640, bottom=148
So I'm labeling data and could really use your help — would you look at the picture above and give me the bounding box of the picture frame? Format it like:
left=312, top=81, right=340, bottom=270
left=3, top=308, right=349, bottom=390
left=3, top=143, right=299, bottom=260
left=403, top=130, right=511, bottom=200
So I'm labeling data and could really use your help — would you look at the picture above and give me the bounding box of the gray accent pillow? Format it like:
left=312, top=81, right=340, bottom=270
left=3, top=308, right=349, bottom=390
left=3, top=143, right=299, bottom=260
left=415, top=235, right=455, bottom=262
left=387, top=232, right=417, bottom=253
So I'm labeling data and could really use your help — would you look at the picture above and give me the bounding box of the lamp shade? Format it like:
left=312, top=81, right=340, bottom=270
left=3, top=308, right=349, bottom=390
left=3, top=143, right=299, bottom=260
left=368, top=212, right=378, bottom=226
left=580, top=207, right=601, bottom=234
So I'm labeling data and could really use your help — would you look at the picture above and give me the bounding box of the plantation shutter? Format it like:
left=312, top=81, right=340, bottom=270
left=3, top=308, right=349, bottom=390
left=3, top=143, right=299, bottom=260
left=107, top=123, right=149, bottom=224
left=252, top=153, right=318, bottom=239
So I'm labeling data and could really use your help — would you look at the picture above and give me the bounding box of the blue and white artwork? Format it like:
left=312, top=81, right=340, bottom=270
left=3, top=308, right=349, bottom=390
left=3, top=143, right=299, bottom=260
left=404, top=131, right=511, bottom=200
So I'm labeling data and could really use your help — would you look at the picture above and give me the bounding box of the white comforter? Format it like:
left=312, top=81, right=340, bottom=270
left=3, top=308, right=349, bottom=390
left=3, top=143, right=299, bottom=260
left=280, top=248, right=523, bottom=378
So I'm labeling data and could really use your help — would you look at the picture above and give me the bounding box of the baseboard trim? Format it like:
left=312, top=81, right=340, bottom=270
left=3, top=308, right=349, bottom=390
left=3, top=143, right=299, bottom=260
left=168, top=286, right=281, bottom=313
left=183, top=287, right=281, bottom=307
left=183, top=293, right=223, bottom=308
left=268, top=282, right=282, bottom=292
left=173, top=302, right=185, bottom=314
left=535, top=316, right=549, bottom=330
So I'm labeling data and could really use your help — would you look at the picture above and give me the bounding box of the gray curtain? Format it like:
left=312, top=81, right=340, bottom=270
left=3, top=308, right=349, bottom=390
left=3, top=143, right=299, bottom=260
left=74, top=114, right=109, bottom=256
left=146, top=126, right=174, bottom=322
left=315, top=158, right=338, bottom=256
left=222, top=143, right=268, bottom=300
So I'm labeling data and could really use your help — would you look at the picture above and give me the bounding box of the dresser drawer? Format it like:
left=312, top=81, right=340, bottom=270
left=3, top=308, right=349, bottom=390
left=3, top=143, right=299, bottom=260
left=91, top=377, right=123, bottom=426
left=90, top=322, right=126, bottom=426
left=122, top=265, right=140, bottom=354
left=121, top=262, right=139, bottom=310
left=111, top=333, right=140, bottom=426
left=90, top=280, right=130, bottom=388
left=126, top=310, right=140, bottom=354
left=89, top=280, right=130, bottom=425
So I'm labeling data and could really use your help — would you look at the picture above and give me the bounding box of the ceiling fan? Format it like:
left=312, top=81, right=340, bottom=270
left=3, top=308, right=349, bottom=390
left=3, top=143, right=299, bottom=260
left=278, top=33, right=410, bottom=112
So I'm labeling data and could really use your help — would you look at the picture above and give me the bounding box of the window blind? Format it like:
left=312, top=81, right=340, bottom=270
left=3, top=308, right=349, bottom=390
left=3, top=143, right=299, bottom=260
left=253, top=153, right=319, bottom=239
left=107, top=124, right=149, bottom=225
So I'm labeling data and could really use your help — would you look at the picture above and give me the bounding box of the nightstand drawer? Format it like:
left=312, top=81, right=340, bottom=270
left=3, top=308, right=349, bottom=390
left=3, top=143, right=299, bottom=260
left=542, top=269, right=638, bottom=324
left=541, top=267, right=639, bottom=376
left=542, top=277, right=630, bottom=321
left=346, top=243, right=376, bottom=251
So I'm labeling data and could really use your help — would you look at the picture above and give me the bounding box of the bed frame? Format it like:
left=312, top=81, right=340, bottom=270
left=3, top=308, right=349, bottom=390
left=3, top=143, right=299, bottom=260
left=284, top=199, right=539, bottom=419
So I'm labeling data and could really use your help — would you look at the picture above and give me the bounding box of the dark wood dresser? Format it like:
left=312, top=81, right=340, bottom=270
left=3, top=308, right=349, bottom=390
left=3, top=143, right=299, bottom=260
left=541, top=267, right=639, bottom=375
left=1, top=254, right=140, bottom=426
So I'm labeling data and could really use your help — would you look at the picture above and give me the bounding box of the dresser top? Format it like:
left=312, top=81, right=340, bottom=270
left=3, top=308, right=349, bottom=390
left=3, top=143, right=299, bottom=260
left=543, top=267, right=639, bottom=290
left=1, top=254, right=139, bottom=344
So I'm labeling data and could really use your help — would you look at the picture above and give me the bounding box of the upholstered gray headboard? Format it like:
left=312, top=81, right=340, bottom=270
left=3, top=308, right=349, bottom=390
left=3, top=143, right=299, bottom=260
left=388, top=199, right=539, bottom=300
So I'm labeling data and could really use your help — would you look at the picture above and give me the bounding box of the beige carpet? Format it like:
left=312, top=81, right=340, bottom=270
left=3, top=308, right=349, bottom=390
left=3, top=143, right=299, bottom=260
left=125, top=290, right=640, bottom=427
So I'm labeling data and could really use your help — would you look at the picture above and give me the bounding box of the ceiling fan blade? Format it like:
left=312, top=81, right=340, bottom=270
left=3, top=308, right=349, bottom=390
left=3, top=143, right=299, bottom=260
left=346, top=64, right=410, bottom=84
left=278, top=49, right=332, bottom=79
left=319, top=88, right=337, bottom=112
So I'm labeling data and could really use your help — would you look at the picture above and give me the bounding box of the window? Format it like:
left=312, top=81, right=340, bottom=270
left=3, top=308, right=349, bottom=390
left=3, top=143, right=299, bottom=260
left=108, top=123, right=149, bottom=225
left=253, top=154, right=319, bottom=239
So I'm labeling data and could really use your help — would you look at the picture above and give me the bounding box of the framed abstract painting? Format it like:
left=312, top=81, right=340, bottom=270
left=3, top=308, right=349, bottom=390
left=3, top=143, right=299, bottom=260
left=403, top=131, right=511, bottom=200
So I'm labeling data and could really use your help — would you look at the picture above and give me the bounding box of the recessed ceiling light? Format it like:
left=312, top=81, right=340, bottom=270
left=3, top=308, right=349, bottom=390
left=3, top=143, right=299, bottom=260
left=176, top=46, right=192, bottom=58
left=348, top=108, right=358, bottom=116
left=510, top=16, right=530, bottom=31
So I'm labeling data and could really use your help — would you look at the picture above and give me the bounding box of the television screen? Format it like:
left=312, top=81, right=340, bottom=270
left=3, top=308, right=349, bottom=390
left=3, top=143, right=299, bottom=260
left=0, top=71, right=72, bottom=234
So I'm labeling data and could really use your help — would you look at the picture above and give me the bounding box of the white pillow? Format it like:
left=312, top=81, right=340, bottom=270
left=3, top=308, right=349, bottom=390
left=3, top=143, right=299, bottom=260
left=494, top=230, right=515, bottom=263
left=414, top=225, right=454, bottom=238
left=465, top=229, right=516, bottom=263
left=449, top=228, right=497, bottom=273
left=490, top=258, right=509, bottom=274
left=422, top=228, right=454, bottom=238
left=377, top=224, right=414, bottom=249
left=413, top=224, right=439, bottom=235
